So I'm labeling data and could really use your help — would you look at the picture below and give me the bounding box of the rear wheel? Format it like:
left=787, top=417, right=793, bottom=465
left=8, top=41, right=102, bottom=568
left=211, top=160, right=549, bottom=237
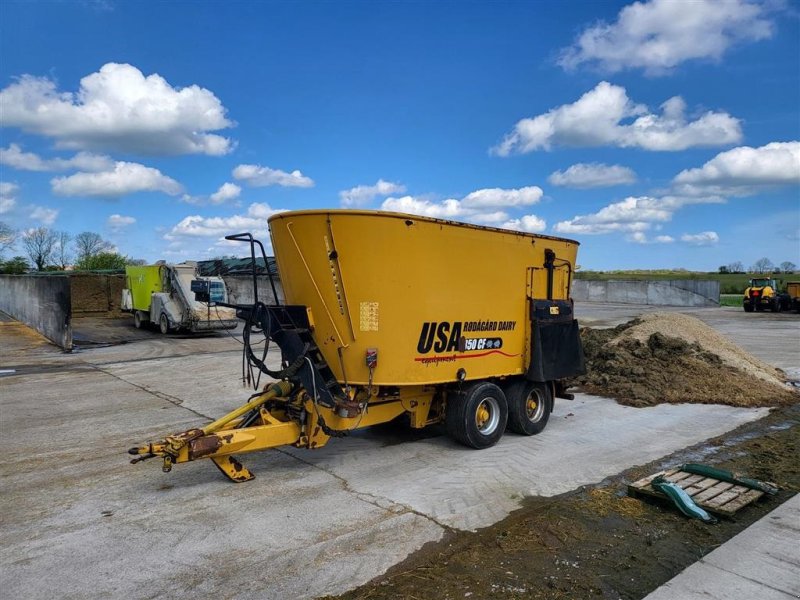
left=159, top=313, right=170, bottom=335
left=504, top=379, right=552, bottom=436
left=133, top=311, right=144, bottom=329
left=445, top=382, right=507, bottom=449
left=743, top=304, right=754, bottom=313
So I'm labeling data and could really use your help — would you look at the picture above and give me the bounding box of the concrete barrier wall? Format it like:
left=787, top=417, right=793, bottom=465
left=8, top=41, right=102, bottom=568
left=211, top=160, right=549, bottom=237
left=223, top=275, right=284, bottom=305
left=573, top=279, right=720, bottom=307
left=0, top=275, right=72, bottom=350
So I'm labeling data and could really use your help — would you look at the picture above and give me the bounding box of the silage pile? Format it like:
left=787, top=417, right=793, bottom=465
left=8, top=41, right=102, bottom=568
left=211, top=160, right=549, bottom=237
left=567, top=312, right=798, bottom=408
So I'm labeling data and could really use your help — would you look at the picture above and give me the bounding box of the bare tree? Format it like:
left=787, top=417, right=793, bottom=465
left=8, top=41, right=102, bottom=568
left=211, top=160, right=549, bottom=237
left=780, top=261, right=796, bottom=274
left=54, top=231, right=72, bottom=269
left=22, top=227, right=57, bottom=270
left=0, top=221, right=17, bottom=256
left=726, top=261, right=744, bottom=273
left=751, top=257, right=774, bottom=274
left=74, top=231, right=110, bottom=262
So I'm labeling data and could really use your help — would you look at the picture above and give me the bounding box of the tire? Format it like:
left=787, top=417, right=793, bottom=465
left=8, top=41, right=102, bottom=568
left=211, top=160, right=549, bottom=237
left=743, top=304, right=754, bottom=313
left=504, top=378, right=552, bottom=436
left=133, top=311, right=144, bottom=329
left=159, top=313, right=170, bottom=335
left=445, top=382, right=508, bottom=449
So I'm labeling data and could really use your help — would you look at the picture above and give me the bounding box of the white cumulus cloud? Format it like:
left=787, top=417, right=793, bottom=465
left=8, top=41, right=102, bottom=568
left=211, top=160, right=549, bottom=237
left=491, top=82, right=741, bottom=156
left=209, top=182, right=242, bottom=204
left=558, top=0, right=775, bottom=75
left=339, top=179, right=406, bottom=207
left=381, top=196, right=463, bottom=219
left=548, top=163, right=637, bottom=188
left=681, top=231, right=720, bottom=246
left=167, top=202, right=285, bottom=239
left=461, top=186, right=543, bottom=208
left=233, top=164, right=314, bottom=188
left=553, top=195, right=724, bottom=235
left=627, top=232, right=675, bottom=244
left=107, top=214, right=136, bottom=229
left=0, top=181, right=18, bottom=214
left=51, top=161, right=184, bottom=198
left=0, top=143, right=114, bottom=172
left=0, top=182, right=19, bottom=196
left=380, top=185, right=544, bottom=227
left=501, top=215, right=547, bottom=233
left=0, top=63, right=234, bottom=155
left=30, top=206, right=58, bottom=225
left=673, top=141, right=800, bottom=196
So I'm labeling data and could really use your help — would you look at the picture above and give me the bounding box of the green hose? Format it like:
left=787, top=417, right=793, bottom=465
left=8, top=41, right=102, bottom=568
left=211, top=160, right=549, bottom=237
left=652, top=476, right=717, bottom=523
left=681, top=463, right=779, bottom=495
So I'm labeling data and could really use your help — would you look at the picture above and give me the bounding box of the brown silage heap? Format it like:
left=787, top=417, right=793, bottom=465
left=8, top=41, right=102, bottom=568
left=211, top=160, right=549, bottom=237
left=566, top=313, right=798, bottom=408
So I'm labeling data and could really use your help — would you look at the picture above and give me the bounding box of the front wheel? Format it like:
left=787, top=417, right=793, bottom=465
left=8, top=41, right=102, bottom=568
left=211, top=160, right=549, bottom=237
left=159, top=313, right=170, bottom=335
left=445, top=382, right=508, bottom=449
left=504, top=379, right=552, bottom=436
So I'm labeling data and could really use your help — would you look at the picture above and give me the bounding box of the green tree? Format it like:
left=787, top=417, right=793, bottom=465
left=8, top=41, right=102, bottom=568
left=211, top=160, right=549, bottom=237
left=0, top=256, right=29, bottom=274
left=75, top=251, right=128, bottom=271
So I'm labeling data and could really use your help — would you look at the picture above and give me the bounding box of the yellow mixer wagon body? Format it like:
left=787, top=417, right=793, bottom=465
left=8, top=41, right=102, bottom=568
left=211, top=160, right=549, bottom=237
left=269, top=209, right=579, bottom=386
left=130, top=210, right=586, bottom=482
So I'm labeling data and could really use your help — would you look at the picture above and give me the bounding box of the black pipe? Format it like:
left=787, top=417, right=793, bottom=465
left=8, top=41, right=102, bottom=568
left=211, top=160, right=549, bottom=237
left=544, top=249, right=555, bottom=300
left=222, top=233, right=282, bottom=306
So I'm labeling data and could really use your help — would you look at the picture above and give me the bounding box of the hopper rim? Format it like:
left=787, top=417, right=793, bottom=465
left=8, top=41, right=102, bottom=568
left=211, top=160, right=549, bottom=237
left=267, top=208, right=580, bottom=246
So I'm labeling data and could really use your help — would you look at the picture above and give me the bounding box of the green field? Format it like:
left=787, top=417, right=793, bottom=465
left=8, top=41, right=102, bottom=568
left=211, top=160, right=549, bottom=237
left=574, top=271, right=797, bottom=294
left=719, top=294, right=744, bottom=307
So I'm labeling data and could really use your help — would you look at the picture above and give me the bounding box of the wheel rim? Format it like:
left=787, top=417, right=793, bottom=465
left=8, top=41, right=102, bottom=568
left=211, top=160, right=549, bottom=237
left=526, top=389, right=546, bottom=423
left=475, top=396, right=501, bottom=435
left=160, top=314, right=168, bottom=333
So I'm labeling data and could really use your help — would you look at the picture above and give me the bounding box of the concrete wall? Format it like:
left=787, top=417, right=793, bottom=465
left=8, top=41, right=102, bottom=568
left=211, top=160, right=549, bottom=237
left=573, top=279, right=720, bottom=307
left=70, top=274, right=126, bottom=316
left=223, top=275, right=284, bottom=305
left=0, top=275, right=72, bottom=350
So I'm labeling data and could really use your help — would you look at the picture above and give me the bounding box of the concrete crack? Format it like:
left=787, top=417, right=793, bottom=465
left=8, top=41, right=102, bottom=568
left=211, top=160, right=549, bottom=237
left=272, top=446, right=456, bottom=533
left=87, top=363, right=214, bottom=421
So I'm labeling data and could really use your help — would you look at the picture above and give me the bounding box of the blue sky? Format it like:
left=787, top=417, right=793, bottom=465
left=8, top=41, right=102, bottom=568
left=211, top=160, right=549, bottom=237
left=1, top=0, right=798, bottom=271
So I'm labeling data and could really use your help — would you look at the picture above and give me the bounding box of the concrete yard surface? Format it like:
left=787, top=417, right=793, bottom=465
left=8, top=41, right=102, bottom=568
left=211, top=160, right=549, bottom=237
left=1, top=304, right=798, bottom=599
left=643, top=494, right=800, bottom=600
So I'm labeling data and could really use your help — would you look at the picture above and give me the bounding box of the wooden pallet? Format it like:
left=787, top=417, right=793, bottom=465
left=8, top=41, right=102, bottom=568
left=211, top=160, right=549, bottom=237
left=628, top=468, right=768, bottom=517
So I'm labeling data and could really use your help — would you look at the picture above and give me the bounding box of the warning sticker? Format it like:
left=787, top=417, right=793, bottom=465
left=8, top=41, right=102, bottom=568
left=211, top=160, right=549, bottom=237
left=359, top=302, right=379, bottom=332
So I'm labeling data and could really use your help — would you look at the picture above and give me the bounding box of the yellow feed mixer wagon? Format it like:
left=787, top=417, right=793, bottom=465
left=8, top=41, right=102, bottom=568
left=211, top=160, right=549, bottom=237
left=129, top=210, right=586, bottom=482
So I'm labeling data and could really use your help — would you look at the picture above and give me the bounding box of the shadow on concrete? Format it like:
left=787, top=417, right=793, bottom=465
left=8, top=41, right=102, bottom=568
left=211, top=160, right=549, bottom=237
left=71, top=316, right=242, bottom=347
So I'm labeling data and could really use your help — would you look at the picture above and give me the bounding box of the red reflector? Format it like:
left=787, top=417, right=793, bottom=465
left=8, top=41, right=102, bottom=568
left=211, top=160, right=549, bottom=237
left=752, top=291, right=760, bottom=296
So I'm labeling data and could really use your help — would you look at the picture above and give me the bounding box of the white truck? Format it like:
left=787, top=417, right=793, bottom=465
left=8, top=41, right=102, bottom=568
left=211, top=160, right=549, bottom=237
left=121, top=261, right=238, bottom=333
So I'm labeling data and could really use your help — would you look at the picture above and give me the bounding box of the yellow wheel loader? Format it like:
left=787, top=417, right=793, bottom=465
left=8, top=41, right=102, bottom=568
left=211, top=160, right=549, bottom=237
left=742, top=277, right=791, bottom=312
left=129, top=210, right=586, bottom=482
